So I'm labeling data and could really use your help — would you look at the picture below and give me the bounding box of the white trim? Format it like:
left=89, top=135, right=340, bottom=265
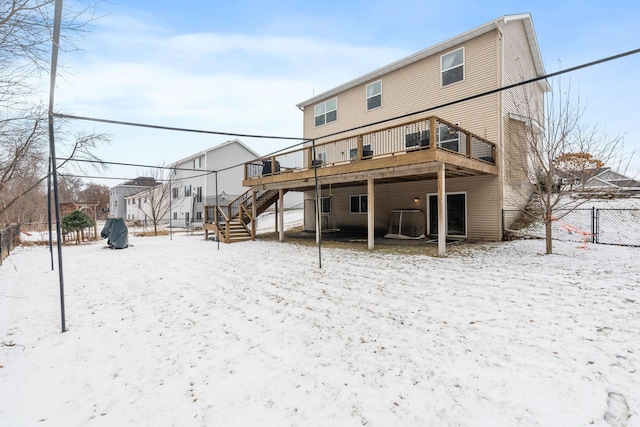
left=440, top=47, right=465, bottom=87
left=349, top=194, right=368, bottom=214
left=314, top=97, right=338, bottom=127
left=366, top=80, right=382, bottom=111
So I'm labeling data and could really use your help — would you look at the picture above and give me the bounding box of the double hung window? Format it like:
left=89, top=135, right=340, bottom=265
left=441, top=48, right=464, bottom=86
left=366, top=80, right=382, bottom=110
left=314, top=98, right=337, bottom=126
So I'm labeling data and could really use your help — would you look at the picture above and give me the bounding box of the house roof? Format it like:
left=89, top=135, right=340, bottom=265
left=297, top=13, right=547, bottom=109
left=583, top=167, right=640, bottom=189
left=168, top=139, right=260, bottom=168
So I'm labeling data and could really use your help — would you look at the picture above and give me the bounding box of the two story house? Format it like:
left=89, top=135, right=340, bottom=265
left=241, top=13, right=549, bottom=254
left=113, top=139, right=261, bottom=228
left=109, top=177, right=160, bottom=219
left=167, top=139, right=261, bottom=228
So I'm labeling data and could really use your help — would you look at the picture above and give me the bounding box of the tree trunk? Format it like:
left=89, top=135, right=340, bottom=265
left=545, top=215, right=553, bottom=254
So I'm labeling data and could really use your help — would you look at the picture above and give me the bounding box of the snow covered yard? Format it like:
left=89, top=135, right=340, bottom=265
left=1, top=234, right=639, bottom=426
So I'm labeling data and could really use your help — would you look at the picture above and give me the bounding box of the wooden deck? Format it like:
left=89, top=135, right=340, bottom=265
left=243, top=116, right=497, bottom=191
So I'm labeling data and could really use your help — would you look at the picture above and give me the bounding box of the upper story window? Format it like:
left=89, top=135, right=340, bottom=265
left=314, top=97, right=337, bottom=127
left=441, top=47, right=464, bottom=87
left=172, top=187, right=179, bottom=199
left=184, top=184, right=192, bottom=197
left=366, top=80, right=382, bottom=110
left=193, top=157, right=202, bottom=169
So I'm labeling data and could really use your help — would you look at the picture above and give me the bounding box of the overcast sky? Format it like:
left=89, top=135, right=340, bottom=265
left=52, top=0, right=640, bottom=185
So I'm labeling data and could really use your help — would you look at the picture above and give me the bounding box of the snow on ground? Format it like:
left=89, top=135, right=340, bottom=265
left=2, top=223, right=639, bottom=426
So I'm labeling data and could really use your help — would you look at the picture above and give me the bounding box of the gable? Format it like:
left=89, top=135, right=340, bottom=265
left=297, top=13, right=546, bottom=110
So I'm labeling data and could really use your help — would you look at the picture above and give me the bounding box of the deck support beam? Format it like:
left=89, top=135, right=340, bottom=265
left=367, top=178, right=375, bottom=250
left=278, top=188, right=285, bottom=242
left=251, top=190, right=256, bottom=241
left=437, top=163, right=446, bottom=257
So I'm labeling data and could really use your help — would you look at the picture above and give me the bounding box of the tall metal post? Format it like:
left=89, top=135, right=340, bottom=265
left=312, top=140, right=322, bottom=268
left=48, top=0, right=66, bottom=332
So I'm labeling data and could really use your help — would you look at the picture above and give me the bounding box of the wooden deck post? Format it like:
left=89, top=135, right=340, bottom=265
left=437, top=163, right=446, bottom=257
left=251, top=190, right=256, bottom=240
left=307, top=146, right=314, bottom=169
left=429, top=117, right=438, bottom=151
left=278, top=188, right=284, bottom=242
left=367, top=178, right=375, bottom=250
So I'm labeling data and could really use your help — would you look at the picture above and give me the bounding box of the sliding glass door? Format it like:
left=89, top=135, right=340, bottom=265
left=428, top=192, right=466, bottom=237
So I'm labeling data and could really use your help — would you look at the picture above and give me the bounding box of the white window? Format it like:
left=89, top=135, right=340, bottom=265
left=441, top=47, right=464, bottom=86
left=194, top=157, right=202, bottom=169
left=366, top=80, right=382, bottom=110
left=437, top=122, right=460, bottom=152
left=314, top=97, right=337, bottom=127
left=195, top=186, right=202, bottom=203
left=321, top=197, right=331, bottom=214
left=172, top=187, right=179, bottom=199
left=349, top=195, right=367, bottom=214
left=184, top=185, right=192, bottom=197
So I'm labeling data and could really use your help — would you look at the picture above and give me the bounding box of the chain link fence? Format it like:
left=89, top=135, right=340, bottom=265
left=503, top=208, right=640, bottom=247
left=1, top=224, right=21, bottom=266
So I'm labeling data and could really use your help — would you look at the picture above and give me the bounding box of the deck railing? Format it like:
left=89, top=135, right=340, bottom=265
left=245, top=116, right=496, bottom=179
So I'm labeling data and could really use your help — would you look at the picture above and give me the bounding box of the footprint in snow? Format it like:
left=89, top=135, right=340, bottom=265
left=604, top=392, right=630, bottom=427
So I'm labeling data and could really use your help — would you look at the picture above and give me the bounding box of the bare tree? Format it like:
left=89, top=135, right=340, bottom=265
left=0, top=109, right=109, bottom=221
left=509, top=78, right=626, bottom=254
left=78, top=182, right=109, bottom=218
left=0, top=1, right=108, bottom=225
left=135, top=168, right=173, bottom=236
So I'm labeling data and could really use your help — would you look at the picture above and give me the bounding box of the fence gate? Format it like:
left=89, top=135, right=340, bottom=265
left=595, top=208, right=640, bottom=247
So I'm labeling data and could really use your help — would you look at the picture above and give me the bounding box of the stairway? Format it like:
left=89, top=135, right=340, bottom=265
left=221, top=219, right=252, bottom=242
left=204, top=189, right=286, bottom=243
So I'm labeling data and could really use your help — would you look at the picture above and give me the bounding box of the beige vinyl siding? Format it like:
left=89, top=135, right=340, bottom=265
left=500, top=19, right=546, bottom=211
left=308, top=175, right=500, bottom=241
left=302, top=31, right=501, bottom=144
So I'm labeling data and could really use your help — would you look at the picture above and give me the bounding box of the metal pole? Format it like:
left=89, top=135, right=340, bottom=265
left=47, top=158, right=54, bottom=270
left=48, top=0, right=66, bottom=333
left=312, top=140, right=322, bottom=268
left=215, top=172, right=219, bottom=250
left=169, top=179, right=173, bottom=241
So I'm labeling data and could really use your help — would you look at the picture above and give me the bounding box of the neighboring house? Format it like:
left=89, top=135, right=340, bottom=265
left=167, top=139, right=262, bottom=228
left=241, top=13, right=550, bottom=253
left=578, top=168, right=640, bottom=193
left=108, top=177, right=160, bottom=219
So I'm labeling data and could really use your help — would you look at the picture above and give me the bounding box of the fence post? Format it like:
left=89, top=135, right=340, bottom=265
left=591, top=207, right=596, bottom=243
left=501, top=209, right=505, bottom=241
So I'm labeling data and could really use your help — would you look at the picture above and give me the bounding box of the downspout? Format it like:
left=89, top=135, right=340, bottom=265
left=496, top=21, right=506, bottom=241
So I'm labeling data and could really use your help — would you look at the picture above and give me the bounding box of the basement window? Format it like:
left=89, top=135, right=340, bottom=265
left=350, top=195, right=368, bottom=214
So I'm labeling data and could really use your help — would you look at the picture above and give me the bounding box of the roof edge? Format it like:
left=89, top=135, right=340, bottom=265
left=297, top=13, right=548, bottom=108
left=168, top=138, right=260, bottom=168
